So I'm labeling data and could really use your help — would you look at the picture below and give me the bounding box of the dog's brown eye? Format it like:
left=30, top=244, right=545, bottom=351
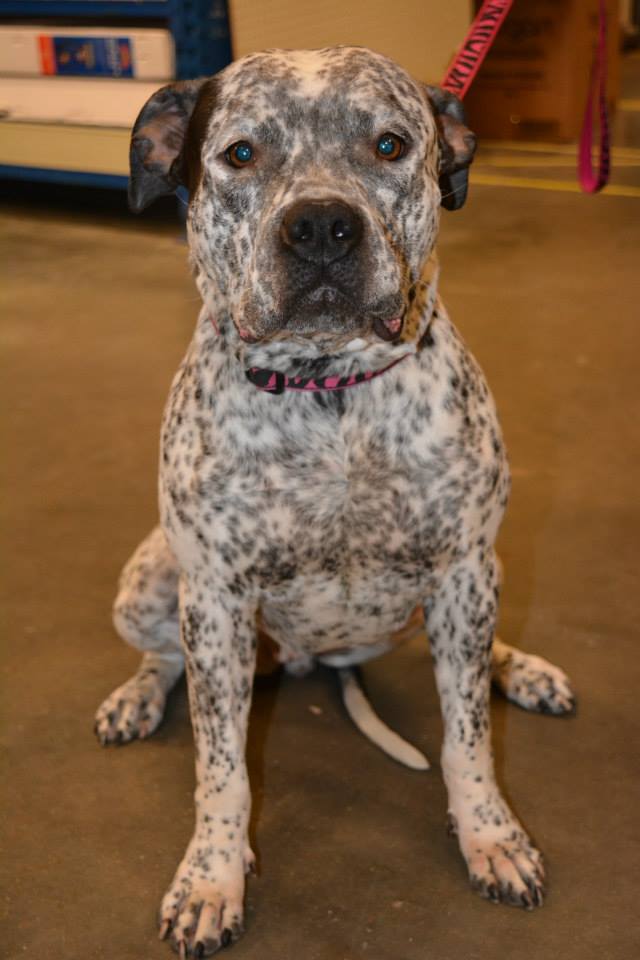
left=225, top=141, right=254, bottom=168
left=376, top=133, right=405, bottom=161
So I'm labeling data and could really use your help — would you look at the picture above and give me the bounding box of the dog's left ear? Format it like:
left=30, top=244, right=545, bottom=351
left=424, top=85, right=476, bottom=211
left=128, top=78, right=209, bottom=213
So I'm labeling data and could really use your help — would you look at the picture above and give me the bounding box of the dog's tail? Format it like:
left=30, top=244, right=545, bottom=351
left=337, top=667, right=430, bottom=771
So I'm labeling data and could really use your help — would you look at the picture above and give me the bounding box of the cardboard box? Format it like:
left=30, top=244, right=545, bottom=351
left=228, top=0, right=472, bottom=86
left=463, top=0, right=619, bottom=142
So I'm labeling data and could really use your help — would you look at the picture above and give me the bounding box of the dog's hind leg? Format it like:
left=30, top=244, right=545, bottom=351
left=491, top=555, right=574, bottom=714
left=95, top=525, right=184, bottom=745
left=491, top=637, right=575, bottom=715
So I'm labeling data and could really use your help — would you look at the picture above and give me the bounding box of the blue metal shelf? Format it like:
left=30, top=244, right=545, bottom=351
left=0, top=3, right=173, bottom=18
left=0, top=163, right=128, bottom=189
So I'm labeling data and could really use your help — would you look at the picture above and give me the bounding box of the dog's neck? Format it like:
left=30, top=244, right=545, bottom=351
left=199, top=253, right=441, bottom=381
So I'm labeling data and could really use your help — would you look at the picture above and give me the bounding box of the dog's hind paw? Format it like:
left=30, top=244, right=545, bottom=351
left=94, top=673, right=167, bottom=745
left=491, top=640, right=575, bottom=715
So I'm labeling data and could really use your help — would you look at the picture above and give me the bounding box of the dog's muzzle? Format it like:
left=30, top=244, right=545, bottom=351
left=262, top=197, right=405, bottom=343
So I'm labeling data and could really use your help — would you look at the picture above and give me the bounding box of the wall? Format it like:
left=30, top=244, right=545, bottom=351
left=228, top=0, right=472, bottom=84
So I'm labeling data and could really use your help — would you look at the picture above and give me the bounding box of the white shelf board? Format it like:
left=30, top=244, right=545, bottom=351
left=0, top=120, right=130, bottom=175
left=0, top=75, right=161, bottom=126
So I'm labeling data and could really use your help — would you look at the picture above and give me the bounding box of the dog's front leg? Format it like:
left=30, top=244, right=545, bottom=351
left=160, top=575, right=257, bottom=957
left=424, top=549, right=545, bottom=909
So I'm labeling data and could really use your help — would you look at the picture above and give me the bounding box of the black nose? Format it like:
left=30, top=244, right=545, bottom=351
left=280, top=199, right=363, bottom=265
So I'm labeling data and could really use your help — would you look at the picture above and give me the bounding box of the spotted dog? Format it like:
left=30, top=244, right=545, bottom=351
left=94, top=47, right=575, bottom=958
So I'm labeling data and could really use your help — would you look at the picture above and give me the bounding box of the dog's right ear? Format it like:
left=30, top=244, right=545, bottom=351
left=128, top=78, right=209, bottom=213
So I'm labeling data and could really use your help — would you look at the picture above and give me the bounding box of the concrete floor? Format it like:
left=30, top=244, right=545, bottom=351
left=2, top=67, right=640, bottom=960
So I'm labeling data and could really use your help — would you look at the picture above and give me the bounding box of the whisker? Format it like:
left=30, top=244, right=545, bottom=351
left=439, top=181, right=468, bottom=203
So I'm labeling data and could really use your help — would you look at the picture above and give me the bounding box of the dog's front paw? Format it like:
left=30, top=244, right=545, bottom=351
left=493, top=648, right=575, bottom=715
left=94, top=674, right=166, bottom=745
left=454, top=812, right=545, bottom=909
left=466, top=832, right=544, bottom=909
left=159, top=836, right=251, bottom=957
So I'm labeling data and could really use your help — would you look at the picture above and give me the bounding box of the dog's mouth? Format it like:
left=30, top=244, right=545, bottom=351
left=236, top=286, right=407, bottom=345
left=295, top=288, right=406, bottom=341
left=237, top=325, right=258, bottom=343
left=283, top=284, right=408, bottom=343
left=372, top=311, right=405, bottom=342
left=284, top=284, right=359, bottom=332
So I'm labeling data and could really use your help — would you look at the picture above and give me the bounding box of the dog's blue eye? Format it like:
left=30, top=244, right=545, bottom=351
left=226, top=141, right=254, bottom=168
left=376, top=133, right=405, bottom=161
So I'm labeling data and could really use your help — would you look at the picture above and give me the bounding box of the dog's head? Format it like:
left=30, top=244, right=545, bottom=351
left=129, top=47, right=475, bottom=349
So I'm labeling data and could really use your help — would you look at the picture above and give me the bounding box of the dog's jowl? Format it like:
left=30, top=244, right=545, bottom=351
left=94, top=47, right=575, bottom=957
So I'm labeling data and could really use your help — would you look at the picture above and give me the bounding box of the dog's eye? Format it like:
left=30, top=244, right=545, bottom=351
left=376, top=133, right=405, bottom=161
left=225, top=141, right=254, bottom=168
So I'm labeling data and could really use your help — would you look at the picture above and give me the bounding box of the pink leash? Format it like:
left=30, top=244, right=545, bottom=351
left=578, top=0, right=611, bottom=193
left=441, top=0, right=611, bottom=193
left=441, top=0, right=514, bottom=99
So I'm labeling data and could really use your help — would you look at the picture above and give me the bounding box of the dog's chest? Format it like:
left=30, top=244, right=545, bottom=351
left=161, top=330, right=509, bottom=603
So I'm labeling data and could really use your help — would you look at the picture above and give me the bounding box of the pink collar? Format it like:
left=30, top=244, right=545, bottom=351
left=245, top=353, right=410, bottom=394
